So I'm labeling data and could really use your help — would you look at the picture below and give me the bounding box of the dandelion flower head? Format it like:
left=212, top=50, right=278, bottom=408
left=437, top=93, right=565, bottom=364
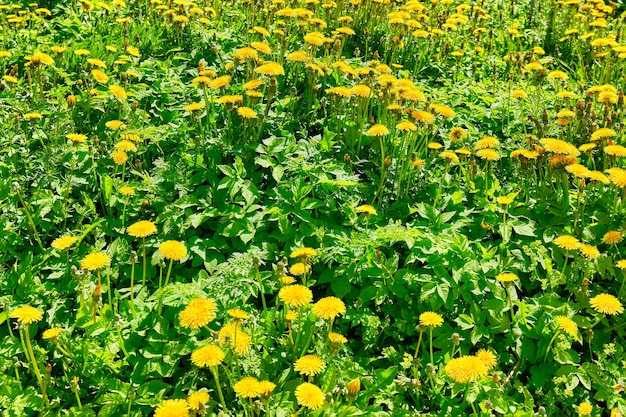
left=589, top=293, right=624, bottom=315
left=234, top=376, right=261, bottom=398
left=295, top=382, right=325, bottom=410
left=191, top=344, right=225, bottom=367
left=11, top=306, right=43, bottom=325
left=80, top=252, right=111, bottom=271
left=419, top=311, right=444, bottom=327
left=312, top=296, right=346, bottom=320
left=159, top=240, right=187, bottom=261
left=290, top=247, right=317, bottom=259
left=555, top=316, right=578, bottom=337
left=475, top=349, right=497, bottom=371
left=445, top=355, right=488, bottom=383
left=51, top=235, right=78, bottom=250
left=186, top=391, right=210, bottom=411
left=179, top=298, right=217, bottom=330
left=294, top=354, right=326, bottom=376
left=126, top=220, right=157, bottom=238
left=154, top=399, right=189, bottom=417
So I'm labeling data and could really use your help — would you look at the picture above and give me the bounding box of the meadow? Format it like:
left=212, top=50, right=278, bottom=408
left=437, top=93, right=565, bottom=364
left=1, top=0, right=625, bottom=415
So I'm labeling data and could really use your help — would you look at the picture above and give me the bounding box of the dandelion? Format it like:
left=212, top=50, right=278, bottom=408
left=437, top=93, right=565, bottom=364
left=179, top=299, right=217, bottom=330
left=66, top=133, right=87, bottom=144
left=578, top=401, right=593, bottom=415
left=603, top=231, right=623, bottom=245
left=115, top=140, right=137, bottom=152
left=579, top=244, right=600, bottom=260
left=496, top=273, right=518, bottom=282
left=255, top=62, right=285, bottom=76
left=159, top=240, right=187, bottom=261
left=154, top=399, right=189, bottom=417
left=119, top=186, right=135, bottom=196
left=449, top=127, right=468, bottom=142
left=295, top=382, right=324, bottom=410
left=218, top=324, right=251, bottom=355
left=419, top=312, right=443, bottom=327
left=295, top=355, right=326, bottom=377
left=476, top=149, right=500, bottom=160
left=553, top=235, right=581, bottom=250
left=412, top=110, right=436, bottom=123
left=80, top=252, right=110, bottom=271
left=510, top=89, right=528, bottom=99
left=278, top=285, right=313, bottom=308
left=328, top=332, right=347, bottom=345
left=290, top=262, right=311, bottom=276
left=355, top=204, right=377, bottom=215
left=42, top=327, right=63, bottom=340
left=445, top=355, right=488, bottom=383
left=234, top=376, right=261, bottom=398
left=290, top=247, right=317, bottom=259
left=186, top=391, right=210, bottom=411
left=237, top=107, right=257, bottom=119
left=475, top=349, right=497, bottom=371
left=184, top=102, right=205, bottom=112
left=112, top=150, right=128, bottom=165
left=589, top=293, right=624, bottom=315
left=126, top=220, right=157, bottom=238
left=475, top=136, right=500, bottom=149
left=591, top=128, right=617, bottom=142
left=555, top=316, right=578, bottom=337
left=109, top=85, right=127, bottom=100
left=51, top=235, right=78, bottom=250
left=11, top=306, right=43, bottom=325
left=312, top=297, right=346, bottom=321
left=366, top=124, right=389, bottom=136
left=191, top=344, right=225, bottom=367
left=258, top=381, right=276, bottom=397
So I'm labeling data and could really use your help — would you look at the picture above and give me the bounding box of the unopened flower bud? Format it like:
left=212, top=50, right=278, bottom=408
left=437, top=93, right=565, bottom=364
left=347, top=378, right=360, bottom=395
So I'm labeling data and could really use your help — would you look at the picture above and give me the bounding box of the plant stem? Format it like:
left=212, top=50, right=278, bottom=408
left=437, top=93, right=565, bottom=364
left=414, top=330, right=423, bottom=359
left=15, top=188, right=44, bottom=252
left=23, top=327, right=49, bottom=407
left=210, top=366, right=227, bottom=410
left=429, top=328, right=434, bottom=365
left=543, top=330, right=560, bottom=362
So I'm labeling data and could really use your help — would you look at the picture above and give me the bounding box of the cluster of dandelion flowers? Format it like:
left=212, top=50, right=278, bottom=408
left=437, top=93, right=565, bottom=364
left=159, top=240, right=187, bottom=261
left=191, top=344, right=225, bottom=368
left=589, top=293, right=624, bottom=315
left=186, top=391, right=210, bottom=412
left=80, top=252, right=111, bottom=270
left=419, top=311, right=444, bottom=328
left=11, top=306, right=43, bottom=325
left=234, top=376, right=261, bottom=398
left=126, top=220, right=157, bottom=238
left=295, top=382, right=325, bottom=410
left=295, top=354, right=326, bottom=377
left=51, top=235, right=77, bottom=251
left=555, top=316, right=578, bottom=337
left=279, top=284, right=313, bottom=308
left=312, top=297, right=346, bottom=320
left=444, top=355, right=488, bottom=383
left=179, top=298, right=217, bottom=330
left=154, top=399, right=189, bottom=417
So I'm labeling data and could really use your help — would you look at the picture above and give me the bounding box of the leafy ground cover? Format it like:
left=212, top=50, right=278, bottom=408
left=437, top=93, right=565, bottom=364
left=1, top=0, right=625, bottom=415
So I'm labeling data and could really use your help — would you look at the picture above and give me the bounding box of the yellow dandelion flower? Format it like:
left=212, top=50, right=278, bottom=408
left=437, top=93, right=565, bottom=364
left=126, top=220, right=157, bottom=238
left=227, top=309, right=250, bottom=320
left=475, top=349, right=497, bottom=370
left=185, top=102, right=205, bottom=112
left=234, top=377, right=260, bottom=398
left=109, top=85, right=127, bottom=100
left=91, top=69, right=109, bottom=83
left=208, top=75, right=231, bottom=89
left=295, top=355, right=326, bottom=376
left=555, top=316, right=578, bottom=337
left=547, top=70, right=569, bottom=81
left=237, top=107, right=257, bottom=119
left=159, top=240, right=187, bottom=261
left=449, top=127, right=468, bottom=142
left=217, top=324, right=251, bottom=355
left=589, top=293, right=624, bottom=315
left=112, top=150, right=128, bottom=165
left=445, top=355, right=488, bottom=383
left=186, top=391, right=210, bottom=411
left=258, top=380, right=276, bottom=396
left=366, top=124, right=389, bottom=136
left=476, top=148, right=500, bottom=161
left=191, top=344, right=225, bottom=367
left=355, top=204, right=377, bottom=215
left=154, top=399, right=189, bottom=417
left=396, top=121, right=418, bottom=131
left=606, top=168, right=626, bottom=187
left=579, top=244, right=600, bottom=260
left=496, top=272, right=518, bottom=282
left=578, top=402, right=593, bottom=415
left=295, top=382, right=324, bottom=410
left=10, top=306, right=43, bottom=325
left=539, top=138, right=580, bottom=156
left=290, top=247, right=316, bottom=259
left=80, top=252, right=111, bottom=270
left=312, top=297, right=346, bottom=320
left=119, top=186, right=135, bottom=196
left=412, top=110, right=436, bottom=123
left=255, top=62, right=285, bottom=76
left=105, top=120, right=126, bottom=130
left=179, top=298, right=217, bottom=330
left=347, top=379, right=360, bottom=395
left=591, top=128, right=617, bottom=141
left=42, top=327, right=63, bottom=340
left=475, top=136, right=500, bottom=149
left=328, top=332, right=347, bottom=345
left=604, top=145, right=626, bottom=157
left=510, top=89, right=528, bottom=99
left=51, top=235, right=78, bottom=250
left=603, top=231, right=623, bottom=245
left=290, top=262, right=311, bottom=276
left=419, top=311, right=444, bottom=327
left=286, top=50, right=309, bottom=62
left=278, top=284, right=313, bottom=308
left=554, top=235, right=581, bottom=250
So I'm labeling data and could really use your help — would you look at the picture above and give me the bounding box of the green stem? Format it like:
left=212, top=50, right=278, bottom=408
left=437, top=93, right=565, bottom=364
left=16, top=189, right=44, bottom=252
left=130, top=258, right=136, bottom=316
left=141, top=237, right=147, bottom=287
left=414, top=330, right=423, bottom=359
left=543, top=329, right=560, bottom=362
left=163, top=259, right=174, bottom=288
left=210, top=366, right=227, bottom=410
left=429, top=328, right=434, bottom=365
left=23, top=327, right=49, bottom=406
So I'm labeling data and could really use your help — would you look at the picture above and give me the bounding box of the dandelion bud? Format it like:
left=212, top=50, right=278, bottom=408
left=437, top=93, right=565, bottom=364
left=129, top=251, right=138, bottom=263
left=333, top=39, right=340, bottom=50
left=67, top=95, right=77, bottom=106
left=411, top=378, right=420, bottom=387
left=384, top=156, right=391, bottom=167
left=12, top=181, right=21, bottom=191
left=618, top=91, right=624, bottom=108
left=45, top=363, right=52, bottom=374
left=344, top=154, right=350, bottom=163
left=451, top=332, right=461, bottom=346
left=77, top=79, right=83, bottom=86
left=537, top=406, right=547, bottom=416
left=372, top=50, right=379, bottom=59
left=541, top=109, right=548, bottom=124
left=582, top=277, right=589, bottom=286
left=142, top=199, right=149, bottom=206
left=492, top=373, right=500, bottom=383
left=198, top=61, right=205, bottom=72
left=93, top=284, right=102, bottom=298
left=132, top=100, right=139, bottom=109
left=613, top=383, right=624, bottom=394
left=485, top=400, right=493, bottom=410
left=347, top=378, right=360, bottom=395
